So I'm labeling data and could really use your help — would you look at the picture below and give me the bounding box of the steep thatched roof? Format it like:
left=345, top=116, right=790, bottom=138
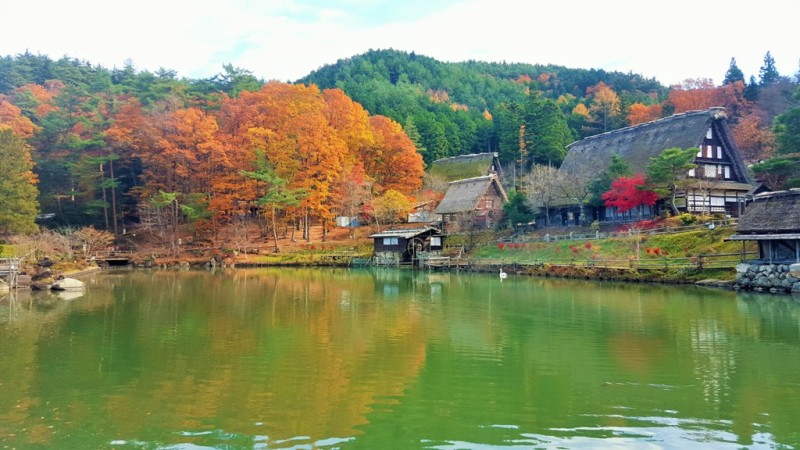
left=559, top=107, right=750, bottom=186
left=732, top=189, right=800, bottom=236
left=434, top=175, right=508, bottom=215
left=429, top=153, right=502, bottom=182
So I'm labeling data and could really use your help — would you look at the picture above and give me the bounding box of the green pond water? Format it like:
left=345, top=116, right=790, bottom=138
left=1, top=268, right=800, bottom=449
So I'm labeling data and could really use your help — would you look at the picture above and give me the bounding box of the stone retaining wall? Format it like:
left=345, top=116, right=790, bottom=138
left=735, top=262, right=800, bottom=294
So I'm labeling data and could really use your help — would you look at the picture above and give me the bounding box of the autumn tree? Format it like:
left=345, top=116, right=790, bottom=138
left=365, top=115, right=424, bottom=195
left=331, top=161, right=372, bottom=238
left=588, top=82, right=621, bottom=132
left=66, top=226, right=115, bottom=258
left=587, top=155, right=631, bottom=211
left=240, top=150, right=305, bottom=252
left=627, top=102, right=662, bottom=125
left=668, top=79, right=718, bottom=113
left=645, top=147, right=698, bottom=215
left=0, top=128, right=39, bottom=234
left=0, top=97, right=37, bottom=138
left=602, top=174, right=658, bottom=219
left=732, top=114, right=775, bottom=162
left=372, top=189, right=413, bottom=225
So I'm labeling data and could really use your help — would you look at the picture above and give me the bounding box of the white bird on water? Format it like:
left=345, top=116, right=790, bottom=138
left=499, top=268, right=508, bottom=279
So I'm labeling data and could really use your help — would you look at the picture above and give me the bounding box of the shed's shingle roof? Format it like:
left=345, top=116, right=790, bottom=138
left=434, top=175, right=507, bottom=215
left=559, top=108, right=750, bottom=188
left=734, top=189, right=800, bottom=235
left=369, top=227, right=441, bottom=239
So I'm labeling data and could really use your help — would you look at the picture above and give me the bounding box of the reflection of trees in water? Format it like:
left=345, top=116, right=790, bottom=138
left=4, top=271, right=800, bottom=447
left=689, top=319, right=736, bottom=411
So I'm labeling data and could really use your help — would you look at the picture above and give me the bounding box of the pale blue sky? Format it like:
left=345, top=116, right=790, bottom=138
left=2, top=0, right=798, bottom=86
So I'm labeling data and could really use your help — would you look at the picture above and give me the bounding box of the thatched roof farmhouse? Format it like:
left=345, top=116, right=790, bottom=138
left=555, top=107, right=753, bottom=223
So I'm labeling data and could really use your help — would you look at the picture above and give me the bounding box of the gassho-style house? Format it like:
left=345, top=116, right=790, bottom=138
left=544, top=107, right=753, bottom=226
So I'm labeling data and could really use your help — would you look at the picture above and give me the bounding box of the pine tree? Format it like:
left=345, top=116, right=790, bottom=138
left=759, top=51, right=781, bottom=85
left=0, top=128, right=39, bottom=233
left=744, top=75, right=760, bottom=101
left=723, top=57, right=744, bottom=85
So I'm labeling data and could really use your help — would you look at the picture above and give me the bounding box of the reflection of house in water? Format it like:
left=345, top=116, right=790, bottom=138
left=369, top=227, right=444, bottom=266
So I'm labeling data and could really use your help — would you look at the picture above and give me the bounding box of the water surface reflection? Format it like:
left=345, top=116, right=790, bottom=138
left=1, top=268, right=799, bottom=448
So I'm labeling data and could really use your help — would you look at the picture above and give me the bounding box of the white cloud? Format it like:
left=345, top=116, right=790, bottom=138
left=2, top=0, right=797, bottom=86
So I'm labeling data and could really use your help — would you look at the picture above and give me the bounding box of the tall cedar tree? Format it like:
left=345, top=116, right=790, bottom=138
left=723, top=58, right=745, bottom=85
left=759, top=51, right=781, bottom=85
left=523, top=91, right=572, bottom=168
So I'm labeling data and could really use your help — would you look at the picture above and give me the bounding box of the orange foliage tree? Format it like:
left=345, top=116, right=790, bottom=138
left=0, top=97, right=37, bottom=138
left=364, top=115, right=424, bottom=196
left=627, top=103, right=663, bottom=125
left=587, top=82, right=621, bottom=131
left=667, top=78, right=719, bottom=113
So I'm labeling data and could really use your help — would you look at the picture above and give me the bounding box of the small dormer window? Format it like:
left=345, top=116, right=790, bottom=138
left=717, top=146, right=722, bottom=159
left=706, top=127, right=713, bottom=139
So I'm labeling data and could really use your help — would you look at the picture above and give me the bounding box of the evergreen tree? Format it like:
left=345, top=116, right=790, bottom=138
left=502, top=190, right=534, bottom=229
left=744, top=75, right=760, bottom=101
left=494, top=102, right=524, bottom=165
left=523, top=91, right=572, bottom=168
left=403, top=117, right=427, bottom=161
left=752, top=94, right=800, bottom=189
left=759, top=51, right=781, bottom=85
left=723, top=57, right=744, bottom=85
left=645, top=147, right=698, bottom=215
left=0, top=128, right=39, bottom=234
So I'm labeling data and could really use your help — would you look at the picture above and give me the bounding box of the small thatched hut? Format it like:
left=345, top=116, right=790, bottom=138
left=728, top=189, right=800, bottom=293
left=434, top=175, right=508, bottom=230
left=729, top=189, right=800, bottom=263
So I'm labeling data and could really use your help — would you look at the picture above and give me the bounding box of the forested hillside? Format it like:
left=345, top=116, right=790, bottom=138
left=0, top=49, right=798, bottom=241
left=300, top=49, right=668, bottom=164
left=303, top=49, right=799, bottom=186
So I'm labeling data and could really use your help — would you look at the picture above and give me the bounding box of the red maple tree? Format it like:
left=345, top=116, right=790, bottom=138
left=602, top=174, right=658, bottom=214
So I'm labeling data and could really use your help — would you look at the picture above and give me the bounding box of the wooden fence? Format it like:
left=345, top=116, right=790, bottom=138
left=421, top=251, right=757, bottom=271
left=498, top=218, right=738, bottom=244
